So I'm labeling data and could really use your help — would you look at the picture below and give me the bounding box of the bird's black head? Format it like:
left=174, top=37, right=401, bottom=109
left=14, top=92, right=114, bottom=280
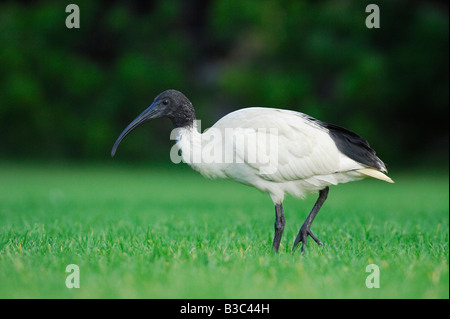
left=153, top=89, right=196, bottom=128
left=111, top=89, right=196, bottom=157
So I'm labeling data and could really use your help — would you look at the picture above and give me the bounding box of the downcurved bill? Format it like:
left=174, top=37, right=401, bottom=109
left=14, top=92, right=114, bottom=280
left=111, top=103, right=159, bottom=157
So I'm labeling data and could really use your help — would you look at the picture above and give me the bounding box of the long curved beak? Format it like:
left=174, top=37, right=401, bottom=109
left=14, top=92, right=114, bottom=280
left=111, top=102, right=160, bottom=157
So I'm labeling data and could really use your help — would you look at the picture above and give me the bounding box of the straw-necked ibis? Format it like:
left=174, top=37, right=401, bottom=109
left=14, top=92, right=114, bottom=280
left=111, top=89, right=393, bottom=253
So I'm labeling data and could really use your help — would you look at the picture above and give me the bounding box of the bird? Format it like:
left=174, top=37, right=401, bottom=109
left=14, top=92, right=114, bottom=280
left=111, top=89, right=393, bottom=253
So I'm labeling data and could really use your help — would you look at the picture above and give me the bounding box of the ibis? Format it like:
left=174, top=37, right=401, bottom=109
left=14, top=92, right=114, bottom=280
left=111, top=89, right=393, bottom=253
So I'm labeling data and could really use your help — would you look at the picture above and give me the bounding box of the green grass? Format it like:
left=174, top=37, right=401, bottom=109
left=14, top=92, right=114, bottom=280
left=0, top=162, right=448, bottom=298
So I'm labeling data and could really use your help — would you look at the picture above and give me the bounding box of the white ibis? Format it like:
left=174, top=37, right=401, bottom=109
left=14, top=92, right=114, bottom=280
left=111, top=89, right=393, bottom=253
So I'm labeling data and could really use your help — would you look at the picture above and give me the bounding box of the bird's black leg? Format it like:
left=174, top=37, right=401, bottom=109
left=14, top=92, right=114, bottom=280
left=293, top=187, right=329, bottom=253
left=272, top=203, right=285, bottom=253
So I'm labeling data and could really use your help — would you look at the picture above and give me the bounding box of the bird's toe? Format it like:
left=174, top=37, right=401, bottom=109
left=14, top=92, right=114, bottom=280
left=293, top=226, right=323, bottom=253
left=308, top=230, right=323, bottom=246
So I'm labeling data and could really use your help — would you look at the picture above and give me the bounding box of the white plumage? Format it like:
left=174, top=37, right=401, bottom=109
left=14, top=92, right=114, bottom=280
left=111, top=90, right=393, bottom=253
left=175, top=107, right=392, bottom=204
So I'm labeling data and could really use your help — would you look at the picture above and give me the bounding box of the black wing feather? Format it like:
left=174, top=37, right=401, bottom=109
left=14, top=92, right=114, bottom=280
left=322, top=122, right=387, bottom=171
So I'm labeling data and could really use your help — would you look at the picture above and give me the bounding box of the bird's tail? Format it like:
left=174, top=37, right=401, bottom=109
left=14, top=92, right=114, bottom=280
left=356, top=168, right=394, bottom=183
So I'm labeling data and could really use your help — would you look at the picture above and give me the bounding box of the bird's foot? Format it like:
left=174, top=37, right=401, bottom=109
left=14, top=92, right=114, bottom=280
left=292, top=224, right=323, bottom=253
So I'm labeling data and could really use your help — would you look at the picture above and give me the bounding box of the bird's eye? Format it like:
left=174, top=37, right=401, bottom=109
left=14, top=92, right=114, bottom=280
left=162, top=99, right=169, bottom=106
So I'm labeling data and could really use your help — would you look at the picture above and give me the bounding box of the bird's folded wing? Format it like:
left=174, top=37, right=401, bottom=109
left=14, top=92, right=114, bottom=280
left=214, top=108, right=364, bottom=182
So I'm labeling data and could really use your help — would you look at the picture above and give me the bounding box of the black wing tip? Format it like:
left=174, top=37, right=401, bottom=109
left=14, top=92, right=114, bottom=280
left=324, top=122, right=387, bottom=170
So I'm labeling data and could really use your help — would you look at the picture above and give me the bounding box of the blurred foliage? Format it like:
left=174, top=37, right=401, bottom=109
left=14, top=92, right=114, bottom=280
left=0, top=0, right=448, bottom=166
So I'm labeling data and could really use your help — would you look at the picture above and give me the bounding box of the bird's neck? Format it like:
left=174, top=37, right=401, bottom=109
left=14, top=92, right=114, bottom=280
left=169, top=104, right=196, bottom=128
left=173, top=123, right=227, bottom=179
left=174, top=121, right=203, bottom=165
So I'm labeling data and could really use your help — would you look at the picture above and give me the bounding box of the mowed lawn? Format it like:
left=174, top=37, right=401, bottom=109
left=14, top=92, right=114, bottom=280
left=0, top=162, right=448, bottom=299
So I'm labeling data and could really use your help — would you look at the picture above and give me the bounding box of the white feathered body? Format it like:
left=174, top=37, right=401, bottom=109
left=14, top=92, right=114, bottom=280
left=175, top=108, right=392, bottom=204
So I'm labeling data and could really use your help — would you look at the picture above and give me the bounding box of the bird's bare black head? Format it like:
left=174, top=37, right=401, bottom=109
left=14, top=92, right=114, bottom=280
left=111, top=89, right=196, bottom=157
left=154, top=90, right=196, bottom=128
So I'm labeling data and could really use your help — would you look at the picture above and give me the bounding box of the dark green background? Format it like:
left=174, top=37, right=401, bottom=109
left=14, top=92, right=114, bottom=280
left=0, top=0, right=448, bottom=167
